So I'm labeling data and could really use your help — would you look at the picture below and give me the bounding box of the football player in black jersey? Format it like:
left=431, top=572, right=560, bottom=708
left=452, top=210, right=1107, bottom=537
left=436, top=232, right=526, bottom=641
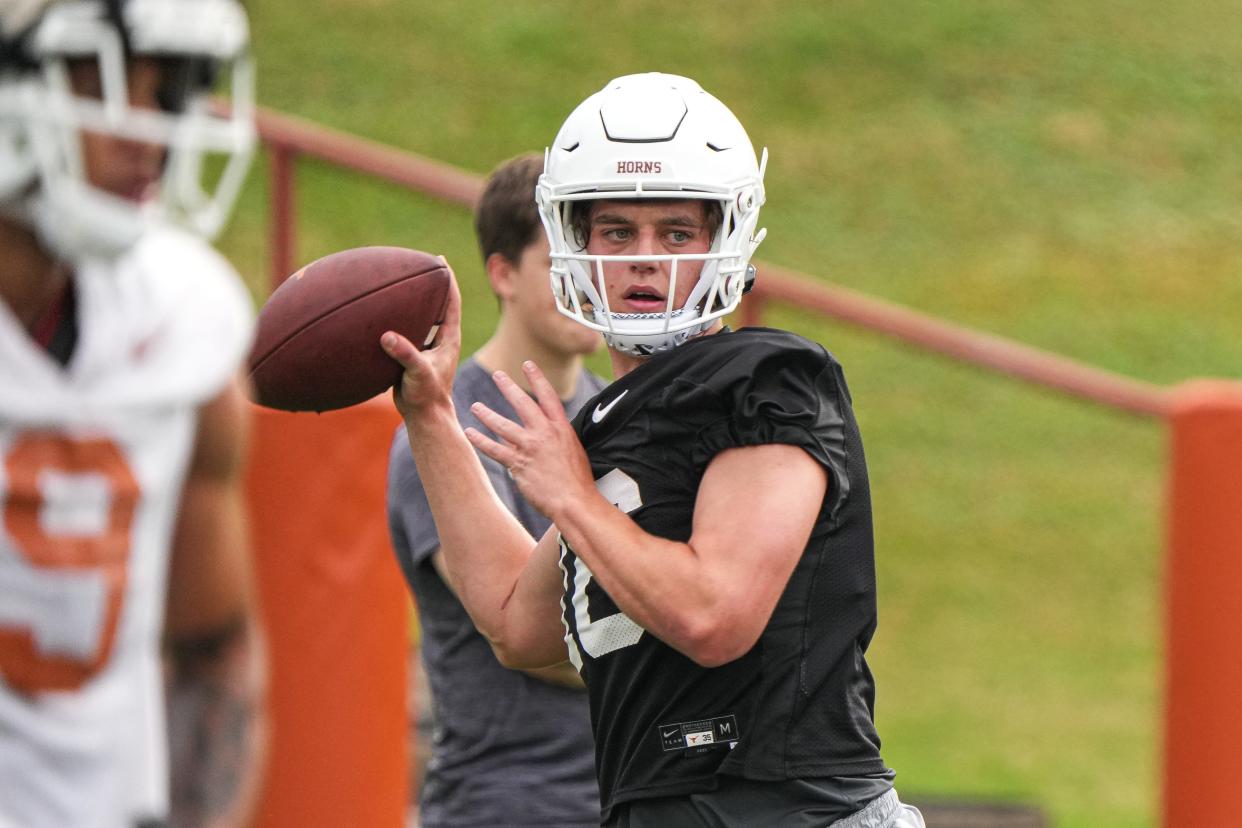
left=383, top=73, right=925, bottom=828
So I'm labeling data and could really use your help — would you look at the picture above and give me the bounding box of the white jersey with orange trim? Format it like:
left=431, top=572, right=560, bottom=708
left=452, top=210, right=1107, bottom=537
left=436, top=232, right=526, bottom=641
left=0, top=225, right=254, bottom=828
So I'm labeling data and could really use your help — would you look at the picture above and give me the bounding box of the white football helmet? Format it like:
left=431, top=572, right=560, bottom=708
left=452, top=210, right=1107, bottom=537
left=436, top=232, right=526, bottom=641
left=537, top=73, right=767, bottom=357
left=0, top=0, right=255, bottom=260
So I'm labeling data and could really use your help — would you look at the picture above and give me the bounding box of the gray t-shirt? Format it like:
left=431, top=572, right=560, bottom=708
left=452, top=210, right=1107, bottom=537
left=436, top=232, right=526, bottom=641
left=387, top=357, right=607, bottom=827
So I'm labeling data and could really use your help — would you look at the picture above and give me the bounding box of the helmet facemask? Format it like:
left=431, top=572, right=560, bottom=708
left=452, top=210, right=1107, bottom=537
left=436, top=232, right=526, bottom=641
left=537, top=73, right=767, bottom=358
left=0, top=0, right=256, bottom=260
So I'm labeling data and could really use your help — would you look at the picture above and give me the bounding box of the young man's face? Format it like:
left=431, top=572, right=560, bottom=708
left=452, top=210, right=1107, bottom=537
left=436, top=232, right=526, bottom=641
left=508, top=234, right=603, bottom=357
left=67, top=57, right=167, bottom=203
left=584, top=199, right=714, bottom=316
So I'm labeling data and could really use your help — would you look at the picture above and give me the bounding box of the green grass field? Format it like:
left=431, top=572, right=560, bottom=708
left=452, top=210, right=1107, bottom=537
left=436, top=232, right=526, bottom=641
left=215, top=3, right=1242, bottom=825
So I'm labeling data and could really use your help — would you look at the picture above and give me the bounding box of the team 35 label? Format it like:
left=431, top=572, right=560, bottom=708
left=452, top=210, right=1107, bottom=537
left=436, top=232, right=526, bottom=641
left=657, top=715, right=739, bottom=755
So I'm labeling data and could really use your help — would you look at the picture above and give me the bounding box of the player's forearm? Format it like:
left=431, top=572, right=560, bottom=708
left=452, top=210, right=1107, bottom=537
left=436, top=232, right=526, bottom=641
left=551, top=494, right=746, bottom=666
left=167, top=617, right=268, bottom=828
left=402, top=404, right=538, bottom=640
left=556, top=445, right=823, bottom=667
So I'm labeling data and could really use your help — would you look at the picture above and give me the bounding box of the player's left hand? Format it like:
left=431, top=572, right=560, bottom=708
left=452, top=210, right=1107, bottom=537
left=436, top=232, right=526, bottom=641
left=466, top=361, right=596, bottom=520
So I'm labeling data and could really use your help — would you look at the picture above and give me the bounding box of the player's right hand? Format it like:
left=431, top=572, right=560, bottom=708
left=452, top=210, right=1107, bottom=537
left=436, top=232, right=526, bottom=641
left=381, top=259, right=462, bottom=422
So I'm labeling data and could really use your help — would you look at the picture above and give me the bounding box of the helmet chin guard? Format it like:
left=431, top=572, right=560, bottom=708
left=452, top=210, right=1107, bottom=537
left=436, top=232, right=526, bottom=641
left=537, top=72, right=767, bottom=358
left=0, top=0, right=256, bottom=260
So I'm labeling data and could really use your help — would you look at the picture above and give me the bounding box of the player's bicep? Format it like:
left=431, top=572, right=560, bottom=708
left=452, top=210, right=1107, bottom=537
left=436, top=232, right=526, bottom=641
left=690, top=444, right=827, bottom=618
left=493, top=527, right=576, bottom=669
left=431, top=547, right=582, bottom=686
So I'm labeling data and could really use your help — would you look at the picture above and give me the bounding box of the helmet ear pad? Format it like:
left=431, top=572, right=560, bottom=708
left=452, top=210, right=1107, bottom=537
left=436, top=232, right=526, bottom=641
left=537, top=74, right=766, bottom=358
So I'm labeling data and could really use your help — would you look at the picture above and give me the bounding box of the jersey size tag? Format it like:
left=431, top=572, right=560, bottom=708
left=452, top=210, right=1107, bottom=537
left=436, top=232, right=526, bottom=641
left=656, top=714, right=739, bottom=755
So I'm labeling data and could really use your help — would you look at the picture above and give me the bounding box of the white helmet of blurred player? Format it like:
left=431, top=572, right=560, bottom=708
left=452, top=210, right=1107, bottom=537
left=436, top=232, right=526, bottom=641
left=0, top=0, right=255, bottom=260
left=537, top=72, right=767, bottom=357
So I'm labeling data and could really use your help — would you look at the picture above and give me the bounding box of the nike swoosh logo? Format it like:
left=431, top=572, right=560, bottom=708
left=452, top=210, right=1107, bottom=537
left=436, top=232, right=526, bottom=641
left=662, top=728, right=680, bottom=739
left=591, top=389, right=628, bottom=423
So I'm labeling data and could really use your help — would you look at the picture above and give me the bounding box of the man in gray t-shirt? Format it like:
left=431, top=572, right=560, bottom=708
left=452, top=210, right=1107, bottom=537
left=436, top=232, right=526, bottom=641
left=386, top=154, right=606, bottom=827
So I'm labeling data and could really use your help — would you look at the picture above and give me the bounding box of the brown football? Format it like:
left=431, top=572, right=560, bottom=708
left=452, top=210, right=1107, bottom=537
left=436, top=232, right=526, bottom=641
left=248, top=246, right=451, bottom=412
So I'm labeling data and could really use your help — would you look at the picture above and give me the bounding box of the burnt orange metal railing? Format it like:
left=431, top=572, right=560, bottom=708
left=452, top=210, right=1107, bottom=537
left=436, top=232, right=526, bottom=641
left=254, top=106, right=1170, bottom=419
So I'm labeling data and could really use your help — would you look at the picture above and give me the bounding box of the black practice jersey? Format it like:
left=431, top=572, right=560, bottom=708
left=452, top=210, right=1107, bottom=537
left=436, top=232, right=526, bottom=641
left=558, top=327, right=890, bottom=819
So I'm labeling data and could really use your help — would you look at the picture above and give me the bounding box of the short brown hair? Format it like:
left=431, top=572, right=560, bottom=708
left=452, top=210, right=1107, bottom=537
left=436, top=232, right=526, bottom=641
left=473, top=153, right=544, bottom=267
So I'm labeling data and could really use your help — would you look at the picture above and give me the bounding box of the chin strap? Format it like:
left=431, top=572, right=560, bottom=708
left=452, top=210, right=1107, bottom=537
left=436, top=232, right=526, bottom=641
left=595, top=309, right=708, bottom=358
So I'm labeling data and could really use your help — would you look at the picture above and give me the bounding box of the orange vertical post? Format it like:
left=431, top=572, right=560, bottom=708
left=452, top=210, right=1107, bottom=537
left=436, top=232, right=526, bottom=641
left=737, top=288, right=766, bottom=329
left=1163, top=380, right=1242, bottom=827
left=268, top=143, right=297, bottom=291
left=245, top=397, right=409, bottom=828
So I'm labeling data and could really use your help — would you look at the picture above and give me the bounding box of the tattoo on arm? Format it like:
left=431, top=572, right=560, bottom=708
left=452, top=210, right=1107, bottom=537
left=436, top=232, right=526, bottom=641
left=166, top=617, right=266, bottom=828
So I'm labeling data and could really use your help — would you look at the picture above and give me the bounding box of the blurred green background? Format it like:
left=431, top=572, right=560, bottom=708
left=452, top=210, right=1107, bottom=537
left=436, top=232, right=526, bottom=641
left=215, top=3, right=1242, bottom=826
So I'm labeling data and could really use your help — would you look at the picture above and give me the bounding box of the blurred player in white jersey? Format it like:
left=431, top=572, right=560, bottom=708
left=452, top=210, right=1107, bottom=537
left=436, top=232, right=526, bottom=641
left=0, top=1, right=266, bottom=826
